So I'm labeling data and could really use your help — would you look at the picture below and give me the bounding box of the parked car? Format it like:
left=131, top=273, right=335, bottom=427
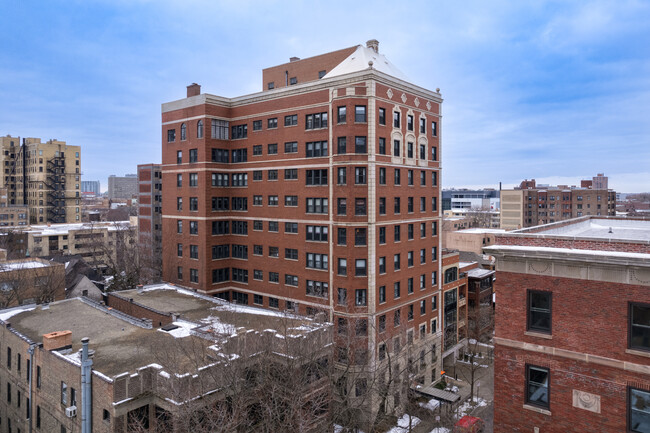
left=453, top=415, right=485, bottom=433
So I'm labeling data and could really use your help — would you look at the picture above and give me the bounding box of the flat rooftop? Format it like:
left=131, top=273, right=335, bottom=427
left=514, top=217, right=650, bottom=242
left=25, top=221, right=132, bottom=236
left=0, top=259, right=51, bottom=272
left=1, top=285, right=325, bottom=378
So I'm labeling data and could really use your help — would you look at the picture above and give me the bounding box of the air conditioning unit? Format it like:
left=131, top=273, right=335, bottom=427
left=65, top=406, right=77, bottom=418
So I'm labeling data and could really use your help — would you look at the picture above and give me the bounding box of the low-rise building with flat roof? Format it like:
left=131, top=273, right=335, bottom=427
left=0, top=257, right=65, bottom=307
left=0, top=284, right=331, bottom=432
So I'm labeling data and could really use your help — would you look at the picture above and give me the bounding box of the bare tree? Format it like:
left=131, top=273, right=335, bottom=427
left=464, top=206, right=494, bottom=229
left=458, top=304, right=494, bottom=402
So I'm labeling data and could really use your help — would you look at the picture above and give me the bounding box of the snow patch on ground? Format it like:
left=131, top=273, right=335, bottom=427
left=387, top=414, right=421, bottom=433
left=457, top=397, right=488, bottom=418
left=429, top=428, right=450, bottom=433
left=158, top=320, right=196, bottom=338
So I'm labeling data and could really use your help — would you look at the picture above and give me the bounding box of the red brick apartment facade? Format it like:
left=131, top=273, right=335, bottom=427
left=485, top=216, right=650, bottom=433
left=161, top=41, right=449, bottom=410
left=137, top=164, right=162, bottom=281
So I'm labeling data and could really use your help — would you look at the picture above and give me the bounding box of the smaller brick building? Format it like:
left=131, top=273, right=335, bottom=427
left=0, top=257, right=65, bottom=307
left=0, top=284, right=331, bottom=432
left=486, top=216, right=650, bottom=433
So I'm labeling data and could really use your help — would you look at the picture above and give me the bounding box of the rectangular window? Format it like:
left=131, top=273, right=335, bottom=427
left=284, top=195, right=298, bottom=207
left=420, top=118, right=426, bottom=133
left=379, top=167, right=386, bottom=185
left=420, top=144, right=426, bottom=160
left=337, top=228, right=347, bottom=245
left=337, top=167, right=347, bottom=185
left=394, top=168, right=401, bottom=185
left=394, top=282, right=401, bottom=299
left=306, top=197, right=328, bottom=214
left=394, top=225, right=401, bottom=242
left=306, top=140, right=328, bottom=157
left=338, top=288, right=347, bottom=305
left=231, top=124, right=248, bottom=139
left=278, top=141, right=296, bottom=156
left=338, top=258, right=347, bottom=276
left=394, top=197, right=401, bottom=214
left=337, top=137, right=347, bottom=154
left=253, top=120, right=262, bottom=131
left=394, top=254, right=401, bottom=271
left=355, top=105, right=367, bottom=122
left=167, top=129, right=176, bottom=142
left=629, top=387, right=650, bottom=432
left=355, top=136, right=367, bottom=153
left=393, top=139, right=401, bottom=157
left=394, top=111, right=401, bottom=128
left=431, top=146, right=437, bottom=161
left=211, top=119, right=229, bottom=139
left=355, top=198, right=367, bottom=216
left=379, top=108, right=386, bottom=125
left=306, top=225, right=328, bottom=242
left=378, top=137, right=386, bottom=155
left=212, top=244, right=230, bottom=259
left=268, top=195, right=279, bottom=206
left=379, top=227, right=386, bottom=244
left=305, top=112, right=328, bottom=130
left=189, top=148, right=198, bottom=163
left=306, top=253, right=328, bottom=270
left=267, top=118, right=278, bottom=129
left=407, top=115, right=414, bottom=131
left=268, top=221, right=279, bottom=232
left=176, top=150, right=182, bottom=164
left=354, top=228, right=367, bottom=246
left=231, top=148, right=247, bottom=163
left=379, top=286, right=386, bottom=303
left=355, top=167, right=367, bottom=184
left=379, top=257, right=386, bottom=274
left=528, top=290, right=552, bottom=333
left=630, top=303, right=650, bottom=352
left=355, top=289, right=367, bottom=306
left=355, top=259, right=367, bottom=276
left=526, top=365, right=549, bottom=408
left=306, top=280, right=328, bottom=298
left=432, top=121, right=438, bottom=137
left=61, top=382, right=67, bottom=405
left=284, top=168, right=298, bottom=180
left=284, top=114, right=297, bottom=126
left=269, top=297, right=279, bottom=308
left=269, top=272, right=279, bottom=283
left=285, top=274, right=298, bottom=286
left=212, top=148, right=229, bottom=163
left=337, top=106, right=346, bottom=123
left=285, top=222, right=298, bottom=233
left=267, top=143, right=278, bottom=154
left=306, top=169, right=328, bottom=186
left=337, top=198, right=347, bottom=215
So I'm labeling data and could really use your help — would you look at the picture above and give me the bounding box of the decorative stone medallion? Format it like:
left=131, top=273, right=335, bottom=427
left=401, top=93, right=407, bottom=103
left=572, top=390, right=601, bottom=414
left=414, top=97, right=420, bottom=107
left=426, top=101, right=431, bottom=110
left=387, top=88, right=393, bottom=99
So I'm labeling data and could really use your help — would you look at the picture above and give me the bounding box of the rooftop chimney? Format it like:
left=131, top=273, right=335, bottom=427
left=366, top=39, right=379, bottom=53
left=43, top=330, right=72, bottom=351
left=289, top=57, right=300, bottom=62
left=186, top=83, right=201, bottom=98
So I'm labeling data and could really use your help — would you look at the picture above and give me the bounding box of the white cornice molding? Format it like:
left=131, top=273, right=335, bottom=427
left=162, top=70, right=442, bottom=114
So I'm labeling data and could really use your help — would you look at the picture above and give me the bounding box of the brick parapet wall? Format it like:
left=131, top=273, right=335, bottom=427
left=493, top=234, right=650, bottom=253
left=106, top=292, right=173, bottom=327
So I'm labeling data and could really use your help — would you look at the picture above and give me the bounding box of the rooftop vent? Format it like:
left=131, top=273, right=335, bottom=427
left=289, top=56, right=300, bottom=62
left=366, top=39, right=379, bottom=53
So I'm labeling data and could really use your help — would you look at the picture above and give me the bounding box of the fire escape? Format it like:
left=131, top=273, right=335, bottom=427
left=45, top=155, right=67, bottom=223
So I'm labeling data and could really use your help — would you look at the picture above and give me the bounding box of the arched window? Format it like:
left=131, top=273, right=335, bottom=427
left=180, top=123, right=187, bottom=141
left=197, top=120, right=203, bottom=139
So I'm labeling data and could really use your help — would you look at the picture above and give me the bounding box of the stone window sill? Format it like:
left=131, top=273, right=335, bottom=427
left=525, top=331, right=553, bottom=340
left=523, top=404, right=551, bottom=416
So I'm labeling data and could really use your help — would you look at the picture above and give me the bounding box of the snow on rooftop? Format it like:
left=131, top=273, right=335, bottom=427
left=519, top=218, right=650, bottom=242
left=26, top=221, right=132, bottom=236
left=0, top=305, right=35, bottom=322
left=486, top=245, right=650, bottom=260
left=323, top=45, right=410, bottom=82
left=0, top=261, right=49, bottom=271
left=459, top=228, right=507, bottom=234
left=467, top=268, right=495, bottom=278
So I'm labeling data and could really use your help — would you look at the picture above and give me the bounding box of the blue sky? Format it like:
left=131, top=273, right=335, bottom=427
left=1, top=0, right=649, bottom=192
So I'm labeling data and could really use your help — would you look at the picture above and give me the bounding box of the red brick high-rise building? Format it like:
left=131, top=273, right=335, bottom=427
left=160, top=41, right=456, bottom=419
left=137, top=163, right=162, bottom=281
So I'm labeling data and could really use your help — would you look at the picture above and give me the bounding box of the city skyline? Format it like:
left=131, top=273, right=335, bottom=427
left=0, top=0, right=649, bottom=192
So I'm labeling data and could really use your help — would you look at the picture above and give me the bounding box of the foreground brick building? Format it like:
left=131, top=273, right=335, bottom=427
left=161, top=41, right=449, bottom=422
left=486, top=216, right=650, bottom=433
left=0, top=284, right=331, bottom=432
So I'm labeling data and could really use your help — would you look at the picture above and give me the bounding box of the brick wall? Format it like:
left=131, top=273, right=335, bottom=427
left=107, top=292, right=172, bottom=327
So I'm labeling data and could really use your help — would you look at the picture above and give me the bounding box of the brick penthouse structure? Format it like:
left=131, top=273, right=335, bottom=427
left=161, top=40, right=448, bottom=420
left=500, top=175, right=616, bottom=230
left=485, top=216, right=650, bottom=432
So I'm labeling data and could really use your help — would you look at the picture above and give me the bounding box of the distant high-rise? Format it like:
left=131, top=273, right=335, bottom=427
left=81, top=180, right=100, bottom=196
left=107, top=174, right=137, bottom=199
left=0, top=135, right=81, bottom=224
left=137, top=163, right=162, bottom=281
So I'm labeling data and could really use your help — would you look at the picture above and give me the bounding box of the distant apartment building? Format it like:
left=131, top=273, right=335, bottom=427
left=442, top=189, right=500, bottom=212
left=486, top=216, right=650, bottom=433
left=107, top=174, right=137, bottom=199
left=0, top=135, right=81, bottom=224
left=137, top=164, right=162, bottom=281
left=0, top=187, right=28, bottom=226
left=161, top=41, right=448, bottom=422
left=500, top=175, right=616, bottom=230
left=0, top=257, right=65, bottom=307
left=81, top=180, right=101, bottom=196
left=25, top=221, right=136, bottom=273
